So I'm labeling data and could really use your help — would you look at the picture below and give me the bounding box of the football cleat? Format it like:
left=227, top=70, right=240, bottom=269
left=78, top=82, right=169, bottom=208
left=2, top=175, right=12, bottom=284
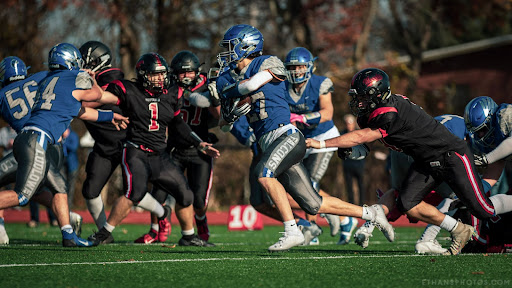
left=0, top=223, right=9, bottom=245
left=88, top=227, right=114, bottom=245
left=369, top=204, right=395, bottom=242
left=309, top=237, right=320, bottom=245
left=268, top=232, right=305, bottom=252
left=321, top=213, right=341, bottom=236
left=134, top=229, right=158, bottom=244
left=178, top=234, right=215, bottom=247
left=415, top=239, right=448, bottom=255
left=353, top=221, right=375, bottom=248
left=62, top=230, right=94, bottom=247
left=338, top=217, right=358, bottom=245
left=70, top=212, right=83, bottom=237
left=196, top=216, right=210, bottom=241
left=443, top=220, right=475, bottom=255
left=300, top=222, right=323, bottom=246
left=158, top=218, right=171, bottom=243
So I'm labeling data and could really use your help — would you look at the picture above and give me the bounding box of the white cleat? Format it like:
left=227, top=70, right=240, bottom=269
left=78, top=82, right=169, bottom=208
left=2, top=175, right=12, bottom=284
left=0, top=223, right=9, bottom=245
left=268, top=232, right=305, bottom=252
left=309, top=237, right=320, bottom=245
left=300, top=223, right=323, bottom=246
left=415, top=239, right=448, bottom=255
left=369, top=204, right=395, bottom=242
left=354, top=221, right=374, bottom=248
left=321, top=213, right=340, bottom=236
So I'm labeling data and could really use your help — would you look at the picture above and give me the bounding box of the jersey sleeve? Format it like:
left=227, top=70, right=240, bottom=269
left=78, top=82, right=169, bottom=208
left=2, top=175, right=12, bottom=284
left=105, top=80, right=128, bottom=104
left=367, top=106, right=398, bottom=137
left=260, top=56, right=287, bottom=81
left=319, top=78, right=334, bottom=95
left=497, top=104, right=512, bottom=137
left=75, top=71, right=94, bottom=90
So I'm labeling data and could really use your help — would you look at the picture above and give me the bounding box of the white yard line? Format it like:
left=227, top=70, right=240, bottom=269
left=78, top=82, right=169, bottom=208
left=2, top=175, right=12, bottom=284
left=0, top=253, right=488, bottom=268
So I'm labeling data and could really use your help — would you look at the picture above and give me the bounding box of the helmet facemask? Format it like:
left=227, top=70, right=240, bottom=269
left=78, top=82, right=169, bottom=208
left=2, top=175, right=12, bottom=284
left=286, top=63, right=313, bottom=84
left=349, top=89, right=375, bottom=117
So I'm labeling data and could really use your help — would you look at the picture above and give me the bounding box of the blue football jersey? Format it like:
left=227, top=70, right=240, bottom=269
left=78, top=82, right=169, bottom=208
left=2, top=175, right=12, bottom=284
left=434, top=114, right=467, bottom=140
left=0, top=71, right=48, bottom=132
left=217, top=55, right=290, bottom=139
left=24, top=70, right=91, bottom=143
left=285, top=74, right=335, bottom=138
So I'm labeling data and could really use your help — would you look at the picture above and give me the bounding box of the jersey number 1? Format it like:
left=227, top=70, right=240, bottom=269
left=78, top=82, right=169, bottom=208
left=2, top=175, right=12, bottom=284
left=148, top=103, right=159, bottom=131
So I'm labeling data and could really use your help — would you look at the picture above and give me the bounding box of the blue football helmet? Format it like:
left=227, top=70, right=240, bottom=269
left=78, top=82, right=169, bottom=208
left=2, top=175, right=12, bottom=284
left=284, top=47, right=316, bottom=84
left=217, top=24, right=264, bottom=70
left=0, top=56, right=28, bottom=87
left=48, top=43, right=84, bottom=71
left=464, top=96, right=498, bottom=149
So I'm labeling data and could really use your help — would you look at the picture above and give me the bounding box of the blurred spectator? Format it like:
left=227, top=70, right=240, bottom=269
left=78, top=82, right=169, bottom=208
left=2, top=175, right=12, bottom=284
left=340, top=114, right=366, bottom=205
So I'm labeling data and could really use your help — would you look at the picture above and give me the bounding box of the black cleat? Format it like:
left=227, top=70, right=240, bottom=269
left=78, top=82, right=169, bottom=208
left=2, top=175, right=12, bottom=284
left=88, top=227, right=114, bottom=246
left=178, top=234, right=215, bottom=247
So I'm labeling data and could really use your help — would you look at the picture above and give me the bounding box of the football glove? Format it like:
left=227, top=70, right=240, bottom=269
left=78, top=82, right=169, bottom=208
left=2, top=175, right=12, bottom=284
left=221, top=98, right=251, bottom=124
left=474, top=153, right=488, bottom=167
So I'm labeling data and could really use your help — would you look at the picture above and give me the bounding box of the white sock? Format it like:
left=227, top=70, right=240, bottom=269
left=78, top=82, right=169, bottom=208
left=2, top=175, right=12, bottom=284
left=361, top=206, right=374, bottom=221
left=340, top=217, right=350, bottom=225
left=181, top=229, right=194, bottom=236
left=420, top=224, right=441, bottom=241
left=104, top=222, right=115, bottom=233
left=151, top=223, right=159, bottom=231
left=137, top=193, right=165, bottom=217
left=489, top=194, right=512, bottom=215
left=61, top=224, right=73, bottom=234
left=284, top=220, right=300, bottom=234
left=86, top=196, right=106, bottom=229
left=439, top=215, right=458, bottom=232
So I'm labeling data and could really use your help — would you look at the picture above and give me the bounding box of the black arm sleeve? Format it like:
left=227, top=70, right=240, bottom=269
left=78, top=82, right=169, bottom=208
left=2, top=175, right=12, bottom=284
left=169, top=116, right=202, bottom=147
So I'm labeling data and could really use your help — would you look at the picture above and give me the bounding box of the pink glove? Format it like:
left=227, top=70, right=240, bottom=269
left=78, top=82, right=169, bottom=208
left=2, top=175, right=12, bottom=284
left=290, top=113, right=309, bottom=126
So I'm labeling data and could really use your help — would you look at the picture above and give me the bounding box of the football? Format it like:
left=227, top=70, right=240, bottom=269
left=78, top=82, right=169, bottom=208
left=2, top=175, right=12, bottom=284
left=236, top=96, right=251, bottom=107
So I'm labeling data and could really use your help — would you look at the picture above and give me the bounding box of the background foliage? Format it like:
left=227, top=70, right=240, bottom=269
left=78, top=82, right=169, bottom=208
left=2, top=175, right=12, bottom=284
left=1, top=0, right=511, bottom=209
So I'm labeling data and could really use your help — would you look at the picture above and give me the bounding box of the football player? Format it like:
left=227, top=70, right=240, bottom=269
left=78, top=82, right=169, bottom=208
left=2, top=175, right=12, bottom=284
left=284, top=47, right=354, bottom=245
left=87, top=52, right=218, bottom=247
left=306, top=68, right=512, bottom=255
left=216, top=24, right=393, bottom=252
left=136, top=50, right=221, bottom=244
left=0, top=44, right=128, bottom=247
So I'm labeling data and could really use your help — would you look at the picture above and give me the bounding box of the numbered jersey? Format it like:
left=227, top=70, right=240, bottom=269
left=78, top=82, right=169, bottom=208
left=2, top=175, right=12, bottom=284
left=0, top=71, right=48, bottom=133
left=168, top=74, right=209, bottom=149
left=358, top=94, right=467, bottom=163
left=434, top=114, right=467, bottom=140
left=217, top=55, right=290, bottom=139
left=285, top=74, right=335, bottom=138
left=83, top=68, right=127, bottom=156
left=25, top=70, right=91, bottom=143
left=106, top=79, right=182, bottom=152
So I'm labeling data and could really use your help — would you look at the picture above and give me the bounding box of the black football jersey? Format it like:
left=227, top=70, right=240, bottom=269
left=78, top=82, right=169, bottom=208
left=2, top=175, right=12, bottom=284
left=106, top=80, right=184, bottom=152
left=358, top=94, right=467, bottom=163
left=84, top=68, right=127, bottom=156
left=168, top=74, right=211, bottom=149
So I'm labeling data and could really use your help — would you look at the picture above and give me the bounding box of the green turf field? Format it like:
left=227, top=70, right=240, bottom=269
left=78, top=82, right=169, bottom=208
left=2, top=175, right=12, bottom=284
left=1, top=223, right=511, bottom=288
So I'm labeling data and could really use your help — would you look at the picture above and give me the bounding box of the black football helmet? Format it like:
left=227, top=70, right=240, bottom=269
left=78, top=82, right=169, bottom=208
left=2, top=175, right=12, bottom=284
left=79, top=41, right=112, bottom=72
left=135, top=53, right=170, bottom=93
left=170, top=50, right=201, bottom=87
left=349, top=68, right=391, bottom=117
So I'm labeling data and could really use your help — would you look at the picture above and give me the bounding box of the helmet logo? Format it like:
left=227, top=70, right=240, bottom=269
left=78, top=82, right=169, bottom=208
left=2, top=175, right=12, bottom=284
left=363, top=74, right=382, bottom=88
